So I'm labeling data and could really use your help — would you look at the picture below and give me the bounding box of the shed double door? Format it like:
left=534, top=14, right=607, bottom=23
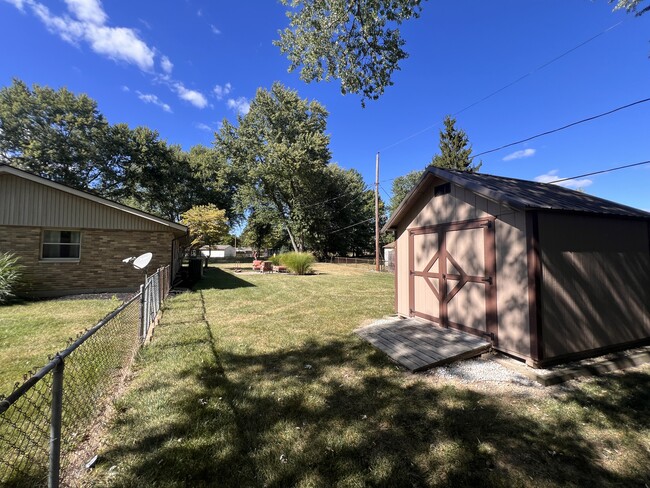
left=408, top=218, right=498, bottom=343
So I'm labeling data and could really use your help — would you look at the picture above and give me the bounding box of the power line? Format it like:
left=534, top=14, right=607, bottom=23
left=328, top=217, right=374, bottom=234
left=549, top=159, right=650, bottom=184
left=379, top=20, right=625, bottom=152
left=473, top=96, right=650, bottom=158
left=453, top=20, right=624, bottom=117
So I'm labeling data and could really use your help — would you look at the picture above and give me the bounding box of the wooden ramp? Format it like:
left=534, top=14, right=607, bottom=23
left=355, top=318, right=491, bottom=372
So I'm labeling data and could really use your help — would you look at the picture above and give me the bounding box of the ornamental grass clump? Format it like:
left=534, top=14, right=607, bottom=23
left=279, top=252, right=315, bottom=275
left=0, top=252, right=23, bottom=304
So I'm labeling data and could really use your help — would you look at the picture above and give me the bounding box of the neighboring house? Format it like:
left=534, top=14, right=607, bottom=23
left=0, top=164, right=188, bottom=297
left=200, top=245, right=236, bottom=258
left=237, top=246, right=254, bottom=257
left=383, top=166, right=650, bottom=367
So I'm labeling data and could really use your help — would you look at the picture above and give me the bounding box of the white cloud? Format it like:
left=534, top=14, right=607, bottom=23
left=160, top=55, right=173, bottom=74
left=197, top=9, right=203, bottom=17
left=136, top=91, right=172, bottom=113
left=210, top=24, right=221, bottom=35
left=213, top=82, right=231, bottom=100
left=195, top=122, right=213, bottom=132
left=227, top=97, right=250, bottom=115
left=121, top=85, right=130, bottom=92
left=534, top=170, right=593, bottom=190
left=64, top=0, right=106, bottom=25
left=3, top=0, right=27, bottom=10
left=7, top=0, right=155, bottom=71
left=503, top=148, right=536, bottom=161
left=174, top=83, right=208, bottom=109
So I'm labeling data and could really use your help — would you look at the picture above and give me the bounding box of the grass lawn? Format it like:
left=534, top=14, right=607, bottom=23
left=91, top=264, right=650, bottom=487
left=0, top=297, right=121, bottom=396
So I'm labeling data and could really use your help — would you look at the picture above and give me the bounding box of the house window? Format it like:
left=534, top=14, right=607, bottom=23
left=434, top=182, right=451, bottom=197
left=42, top=230, right=81, bottom=260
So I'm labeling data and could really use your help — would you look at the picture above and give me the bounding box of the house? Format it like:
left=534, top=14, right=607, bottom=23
left=200, top=244, right=236, bottom=258
left=383, top=166, right=650, bottom=367
left=0, top=164, right=188, bottom=297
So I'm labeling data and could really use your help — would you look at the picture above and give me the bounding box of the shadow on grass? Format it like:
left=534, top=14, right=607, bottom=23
left=194, top=267, right=255, bottom=291
left=97, top=291, right=650, bottom=487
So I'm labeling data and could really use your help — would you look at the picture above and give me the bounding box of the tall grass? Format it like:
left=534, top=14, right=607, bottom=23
left=0, top=252, right=23, bottom=304
left=279, top=252, right=315, bottom=275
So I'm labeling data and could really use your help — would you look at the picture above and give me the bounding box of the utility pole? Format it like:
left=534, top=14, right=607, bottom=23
left=375, top=152, right=380, bottom=272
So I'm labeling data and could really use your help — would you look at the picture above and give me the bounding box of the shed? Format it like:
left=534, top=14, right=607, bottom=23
left=200, top=245, right=236, bottom=258
left=0, top=164, right=188, bottom=297
left=383, top=166, right=650, bottom=367
left=383, top=241, right=396, bottom=271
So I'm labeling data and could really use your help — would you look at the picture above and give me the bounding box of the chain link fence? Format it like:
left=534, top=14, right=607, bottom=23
left=330, top=256, right=391, bottom=272
left=0, top=265, right=171, bottom=487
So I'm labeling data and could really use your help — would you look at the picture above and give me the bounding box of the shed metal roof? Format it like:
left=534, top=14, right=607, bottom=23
left=384, top=166, right=650, bottom=231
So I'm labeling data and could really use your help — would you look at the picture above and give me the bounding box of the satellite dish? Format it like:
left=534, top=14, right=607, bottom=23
left=132, top=252, right=152, bottom=271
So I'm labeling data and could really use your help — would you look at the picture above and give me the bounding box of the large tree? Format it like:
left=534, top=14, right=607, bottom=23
left=431, top=115, right=481, bottom=172
left=389, top=169, right=424, bottom=214
left=0, top=78, right=109, bottom=189
left=214, top=82, right=332, bottom=252
left=276, top=0, right=423, bottom=106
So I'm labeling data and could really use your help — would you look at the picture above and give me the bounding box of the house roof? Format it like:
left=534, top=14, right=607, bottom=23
left=384, top=166, right=650, bottom=231
left=200, top=245, right=234, bottom=250
left=0, top=164, right=188, bottom=235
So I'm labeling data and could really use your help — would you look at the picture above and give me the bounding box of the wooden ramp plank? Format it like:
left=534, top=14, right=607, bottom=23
left=355, top=318, right=491, bottom=372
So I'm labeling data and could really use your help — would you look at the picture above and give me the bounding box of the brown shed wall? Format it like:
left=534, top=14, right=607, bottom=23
left=538, top=213, right=650, bottom=360
left=0, top=225, right=175, bottom=296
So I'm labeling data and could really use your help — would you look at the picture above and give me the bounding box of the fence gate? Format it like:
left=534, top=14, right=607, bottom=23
left=408, top=218, right=498, bottom=344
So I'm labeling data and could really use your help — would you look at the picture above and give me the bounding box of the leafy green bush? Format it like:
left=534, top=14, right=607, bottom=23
left=0, top=252, right=24, bottom=304
left=269, top=254, right=282, bottom=266
left=279, top=252, right=315, bottom=275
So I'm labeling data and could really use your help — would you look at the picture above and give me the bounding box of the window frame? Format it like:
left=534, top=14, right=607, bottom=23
left=40, top=229, right=82, bottom=262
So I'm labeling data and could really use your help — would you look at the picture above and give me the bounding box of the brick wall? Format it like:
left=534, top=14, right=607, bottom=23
left=0, top=225, right=175, bottom=296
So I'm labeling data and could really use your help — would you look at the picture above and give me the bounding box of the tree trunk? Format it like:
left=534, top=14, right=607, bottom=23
left=285, top=225, right=299, bottom=252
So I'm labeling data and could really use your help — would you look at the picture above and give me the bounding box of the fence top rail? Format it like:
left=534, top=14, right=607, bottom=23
left=0, top=292, right=142, bottom=414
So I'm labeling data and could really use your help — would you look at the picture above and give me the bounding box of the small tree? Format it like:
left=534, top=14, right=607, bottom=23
left=180, top=205, right=229, bottom=268
left=431, top=115, right=481, bottom=172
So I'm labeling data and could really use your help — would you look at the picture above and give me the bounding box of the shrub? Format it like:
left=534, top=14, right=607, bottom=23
left=269, top=254, right=282, bottom=266
left=0, top=252, right=24, bottom=304
left=279, top=252, right=315, bottom=275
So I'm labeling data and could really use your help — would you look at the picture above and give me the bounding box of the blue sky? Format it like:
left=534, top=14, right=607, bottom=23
left=1, top=0, right=649, bottom=211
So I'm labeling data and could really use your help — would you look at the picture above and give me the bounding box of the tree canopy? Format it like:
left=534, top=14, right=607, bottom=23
left=0, top=79, right=239, bottom=222
left=276, top=0, right=423, bottom=106
left=610, top=0, right=650, bottom=15
left=431, top=115, right=481, bottom=172
left=389, top=169, right=424, bottom=214
left=180, top=204, right=230, bottom=253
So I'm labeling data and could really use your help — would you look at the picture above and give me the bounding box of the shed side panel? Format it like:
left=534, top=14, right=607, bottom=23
left=538, top=213, right=650, bottom=359
left=495, top=213, right=530, bottom=358
left=0, top=174, right=171, bottom=232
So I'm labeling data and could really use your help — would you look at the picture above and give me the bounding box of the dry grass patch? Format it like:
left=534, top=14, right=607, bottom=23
left=90, top=264, right=650, bottom=487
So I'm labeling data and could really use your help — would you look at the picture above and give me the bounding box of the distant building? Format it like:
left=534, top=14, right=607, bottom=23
left=200, top=245, right=236, bottom=258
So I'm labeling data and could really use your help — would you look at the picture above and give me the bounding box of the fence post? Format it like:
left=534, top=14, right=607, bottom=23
left=48, top=359, right=64, bottom=488
left=139, top=284, right=145, bottom=342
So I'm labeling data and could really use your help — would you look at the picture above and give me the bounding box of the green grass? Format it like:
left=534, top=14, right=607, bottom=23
left=0, top=297, right=120, bottom=396
left=91, top=264, right=650, bottom=487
